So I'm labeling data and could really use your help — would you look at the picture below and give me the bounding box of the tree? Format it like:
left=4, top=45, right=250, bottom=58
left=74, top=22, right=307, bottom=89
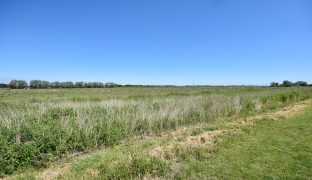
left=92, top=82, right=104, bottom=88
left=17, top=80, right=27, bottom=89
left=20, top=79, right=118, bottom=89
left=51, top=81, right=61, bottom=88
left=9, top=80, right=28, bottom=89
left=105, top=82, right=118, bottom=88
left=85, top=82, right=92, bottom=88
left=41, top=81, right=50, bottom=88
left=294, top=81, right=308, bottom=86
left=63, top=81, right=74, bottom=88
left=75, top=82, right=85, bottom=88
left=30, top=80, right=40, bottom=89
left=9, top=80, right=18, bottom=89
left=90, top=82, right=98, bottom=88
left=270, top=82, right=279, bottom=87
left=0, top=83, right=8, bottom=88
left=281, top=80, right=294, bottom=87
left=97, top=82, right=104, bottom=88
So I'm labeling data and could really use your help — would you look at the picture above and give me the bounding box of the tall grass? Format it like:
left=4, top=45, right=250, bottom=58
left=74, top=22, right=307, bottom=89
left=0, top=88, right=312, bottom=176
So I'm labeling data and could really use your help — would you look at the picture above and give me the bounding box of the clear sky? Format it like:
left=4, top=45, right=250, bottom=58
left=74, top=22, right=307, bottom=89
left=1, top=0, right=311, bottom=85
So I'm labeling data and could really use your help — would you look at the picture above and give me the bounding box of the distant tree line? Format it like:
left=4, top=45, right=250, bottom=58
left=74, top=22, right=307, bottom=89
left=4, top=80, right=119, bottom=89
left=0, top=83, right=9, bottom=88
left=8, top=80, right=28, bottom=89
left=270, top=80, right=311, bottom=87
left=1, top=80, right=311, bottom=89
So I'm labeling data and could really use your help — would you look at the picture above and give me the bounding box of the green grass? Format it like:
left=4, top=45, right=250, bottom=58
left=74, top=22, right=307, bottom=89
left=61, top=150, right=171, bottom=179
left=177, top=106, right=312, bottom=179
left=9, top=102, right=312, bottom=179
left=0, top=86, right=310, bottom=102
left=1, top=87, right=312, bottom=177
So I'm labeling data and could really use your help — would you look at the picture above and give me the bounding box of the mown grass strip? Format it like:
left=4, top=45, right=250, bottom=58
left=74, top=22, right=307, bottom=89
left=176, top=106, right=312, bottom=179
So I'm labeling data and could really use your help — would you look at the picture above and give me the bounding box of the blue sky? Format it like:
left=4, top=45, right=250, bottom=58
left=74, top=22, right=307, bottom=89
left=1, top=0, right=311, bottom=85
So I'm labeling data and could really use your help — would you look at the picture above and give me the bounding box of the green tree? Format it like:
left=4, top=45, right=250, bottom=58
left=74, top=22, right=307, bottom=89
left=85, top=82, right=92, bottom=88
left=294, top=81, right=308, bottom=86
left=98, top=82, right=104, bottom=88
left=0, top=83, right=8, bottom=88
left=105, top=82, right=118, bottom=88
left=30, top=80, right=40, bottom=88
left=9, top=80, right=18, bottom=89
left=75, top=82, right=85, bottom=88
left=51, top=81, right=61, bottom=88
left=17, top=80, right=28, bottom=89
left=270, top=82, right=279, bottom=87
left=8, top=80, right=28, bottom=89
left=63, top=81, right=74, bottom=88
left=281, top=80, right=294, bottom=87
left=41, top=81, right=50, bottom=88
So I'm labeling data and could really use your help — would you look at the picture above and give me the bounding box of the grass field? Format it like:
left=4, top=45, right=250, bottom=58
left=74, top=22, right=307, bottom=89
left=188, top=105, right=312, bottom=179
left=1, top=86, right=312, bottom=178
left=46, top=100, right=311, bottom=180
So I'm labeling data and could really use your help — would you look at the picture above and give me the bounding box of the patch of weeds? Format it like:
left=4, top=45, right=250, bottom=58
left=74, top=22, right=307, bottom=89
left=98, top=153, right=170, bottom=179
left=191, top=127, right=216, bottom=136
left=164, top=145, right=210, bottom=163
left=191, top=129, right=202, bottom=136
left=203, top=127, right=216, bottom=132
left=13, top=173, right=36, bottom=180
left=72, top=155, right=103, bottom=173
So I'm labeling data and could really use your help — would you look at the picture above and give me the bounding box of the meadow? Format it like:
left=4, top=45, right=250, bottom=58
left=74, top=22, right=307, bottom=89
left=1, top=86, right=312, bottom=178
